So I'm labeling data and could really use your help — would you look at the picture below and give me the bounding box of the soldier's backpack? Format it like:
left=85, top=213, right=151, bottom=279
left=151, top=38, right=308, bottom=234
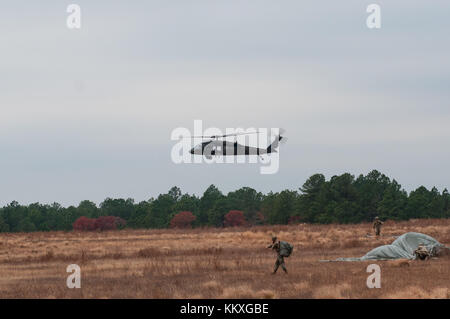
left=279, top=241, right=294, bottom=257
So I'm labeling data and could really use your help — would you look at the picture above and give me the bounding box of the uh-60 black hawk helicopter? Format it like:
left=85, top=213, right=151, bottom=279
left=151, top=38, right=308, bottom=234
left=188, top=129, right=286, bottom=160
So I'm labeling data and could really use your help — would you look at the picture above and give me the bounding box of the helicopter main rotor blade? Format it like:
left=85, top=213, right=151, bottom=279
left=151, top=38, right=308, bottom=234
left=182, top=131, right=261, bottom=139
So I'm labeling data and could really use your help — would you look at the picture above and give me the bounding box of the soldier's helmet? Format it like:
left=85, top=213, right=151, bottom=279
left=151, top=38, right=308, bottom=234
left=272, top=236, right=277, bottom=242
left=375, top=216, right=379, bottom=220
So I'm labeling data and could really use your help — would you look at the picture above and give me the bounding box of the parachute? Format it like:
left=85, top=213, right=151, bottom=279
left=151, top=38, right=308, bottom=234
left=279, top=241, right=293, bottom=257
left=335, top=232, right=444, bottom=261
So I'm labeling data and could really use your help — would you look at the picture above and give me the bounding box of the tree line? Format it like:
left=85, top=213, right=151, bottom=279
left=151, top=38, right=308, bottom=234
left=0, top=170, right=449, bottom=233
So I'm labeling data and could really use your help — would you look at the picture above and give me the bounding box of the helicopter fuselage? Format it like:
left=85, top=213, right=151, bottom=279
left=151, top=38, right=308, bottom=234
left=189, top=140, right=271, bottom=157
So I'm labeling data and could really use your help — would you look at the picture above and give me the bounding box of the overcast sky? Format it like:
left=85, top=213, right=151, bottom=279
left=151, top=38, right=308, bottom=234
left=1, top=1, right=449, bottom=206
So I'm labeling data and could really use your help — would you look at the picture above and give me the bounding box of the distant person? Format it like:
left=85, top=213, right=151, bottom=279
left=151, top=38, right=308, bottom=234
left=267, top=236, right=293, bottom=274
left=373, top=217, right=383, bottom=236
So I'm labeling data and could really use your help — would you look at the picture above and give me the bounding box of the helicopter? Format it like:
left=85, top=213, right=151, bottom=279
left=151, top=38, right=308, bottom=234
left=188, top=129, right=286, bottom=160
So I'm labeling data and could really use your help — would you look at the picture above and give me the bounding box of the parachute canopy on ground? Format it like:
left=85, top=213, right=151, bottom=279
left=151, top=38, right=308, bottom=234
left=336, top=232, right=445, bottom=261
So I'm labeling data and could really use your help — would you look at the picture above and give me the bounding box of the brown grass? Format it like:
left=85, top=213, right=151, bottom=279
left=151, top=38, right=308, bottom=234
left=0, top=219, right=449, bottom=298
left=386, top=259, right=411, bottom=267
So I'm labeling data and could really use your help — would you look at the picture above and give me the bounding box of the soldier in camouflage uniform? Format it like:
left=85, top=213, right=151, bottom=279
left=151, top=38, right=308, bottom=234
left=373, top=216, right=383, bottom=236
left=267, top=236, right=288, bottom=274
left=414, top=243, right=430, bottom=261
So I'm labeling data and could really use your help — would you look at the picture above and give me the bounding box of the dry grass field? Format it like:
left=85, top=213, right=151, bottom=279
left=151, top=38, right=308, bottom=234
left=0, top=219, right=449, bottom=299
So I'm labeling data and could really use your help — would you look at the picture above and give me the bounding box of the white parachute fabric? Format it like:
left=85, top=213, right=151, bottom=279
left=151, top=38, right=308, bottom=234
left=336, top=232, right=444, bottom=261
left=362, top=244, right=413, bottom=260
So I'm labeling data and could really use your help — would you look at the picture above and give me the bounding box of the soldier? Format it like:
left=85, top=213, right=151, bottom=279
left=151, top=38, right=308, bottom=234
left=373, top=216, right=383, bottom=236
left=267, top=236, right=288, bottom=274
left=414, top=243, right=430, bottom=261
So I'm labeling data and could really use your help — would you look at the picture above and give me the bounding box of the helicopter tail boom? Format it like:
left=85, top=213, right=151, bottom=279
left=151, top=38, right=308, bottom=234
left=266, top=134, right=286, bottom=154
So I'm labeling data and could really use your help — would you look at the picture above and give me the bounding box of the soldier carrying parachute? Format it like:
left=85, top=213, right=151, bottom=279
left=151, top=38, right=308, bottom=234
left=267, top=236, right=293, bottom=274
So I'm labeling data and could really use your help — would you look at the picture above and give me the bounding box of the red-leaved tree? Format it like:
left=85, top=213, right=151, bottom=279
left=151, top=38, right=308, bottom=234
left=94, top=216, right=126, bottom=231
left=224, top=210, right=246, bottom=227
left=170, top=211, right=196, bottom=228
left=73, top=216, right=126, bottom=231
left=73, top=216, right=96, bottom=231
